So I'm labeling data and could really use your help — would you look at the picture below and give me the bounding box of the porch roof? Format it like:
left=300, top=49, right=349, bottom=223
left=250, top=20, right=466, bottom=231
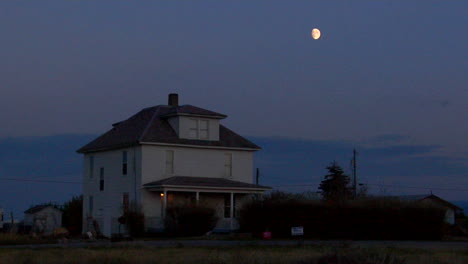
left=143, top=176, right=271, bottom=193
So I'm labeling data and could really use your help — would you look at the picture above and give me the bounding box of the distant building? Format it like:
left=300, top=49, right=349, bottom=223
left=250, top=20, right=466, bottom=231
left=77, top=94, right=270, bottom=237
left=24, top=205, right=63, bottom=235
left=392, top=194, right=462, bottom=225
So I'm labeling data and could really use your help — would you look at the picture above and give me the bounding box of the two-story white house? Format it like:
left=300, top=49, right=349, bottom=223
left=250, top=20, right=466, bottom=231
left=77, top=94, right=270, bottom=237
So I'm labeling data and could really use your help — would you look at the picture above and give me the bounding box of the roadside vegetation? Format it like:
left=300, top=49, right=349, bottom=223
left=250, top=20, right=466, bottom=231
left=0, top=245, right=466, bottom=264
left=0, top=233, right=55, bottom=245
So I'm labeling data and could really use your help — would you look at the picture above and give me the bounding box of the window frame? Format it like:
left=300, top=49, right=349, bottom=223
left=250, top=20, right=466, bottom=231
left=89, top=156, right=94, bottom=179
left=165, top=150, right=174, bottom=174
left=122, top=151, right=128, bottom=175
left=99, top=167, right=104, bottom=191
left=188, top=118, right=199, bottom=139
left=199, top=119, right=209, bottom=139
left=224, top=153, right=232, bottom=178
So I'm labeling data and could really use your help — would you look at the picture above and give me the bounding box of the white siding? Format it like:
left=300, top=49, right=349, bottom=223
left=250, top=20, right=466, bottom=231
left=141, top=145, right=254, bottom=184
left=24, top=207, right=62, bottom=235
left=82, top=147, right=142, bottom=236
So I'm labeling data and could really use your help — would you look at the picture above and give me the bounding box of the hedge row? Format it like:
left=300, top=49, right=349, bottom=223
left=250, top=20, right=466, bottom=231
left=165, top=206, right=218, bottom=236
left=239, top=198, right=446, bottom=240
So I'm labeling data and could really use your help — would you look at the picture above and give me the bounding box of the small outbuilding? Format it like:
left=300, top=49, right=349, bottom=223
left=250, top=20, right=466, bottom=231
left=24, top=205, right=62, bottom=235
left=396, top=194, right=463, bottom=225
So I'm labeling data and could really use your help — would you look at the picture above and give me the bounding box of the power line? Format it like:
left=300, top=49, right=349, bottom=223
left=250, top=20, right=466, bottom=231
left=363, top=183, right=468, bottom=192
left=0, top=178, right=81, bottom=184
left=269, top=182, right=468, bottom=192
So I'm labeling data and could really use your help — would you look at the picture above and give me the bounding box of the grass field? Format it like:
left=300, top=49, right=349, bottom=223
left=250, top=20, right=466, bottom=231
left=0, top=245, right=466, bottom=264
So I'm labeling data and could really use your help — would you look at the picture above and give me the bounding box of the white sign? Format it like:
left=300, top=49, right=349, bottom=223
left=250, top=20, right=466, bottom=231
left=291, top=226, right=304, bottom=236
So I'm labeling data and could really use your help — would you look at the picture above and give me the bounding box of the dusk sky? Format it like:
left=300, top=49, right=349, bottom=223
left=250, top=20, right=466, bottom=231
left=0, top=1, right=467, bottom=213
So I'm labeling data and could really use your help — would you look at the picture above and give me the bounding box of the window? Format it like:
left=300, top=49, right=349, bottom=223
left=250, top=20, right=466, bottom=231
left=224, top=194, right=233, bottom=218
left=188, top=118, right=198, bottom=139
left=89, top=156, right=94, bottom=178
left=99, top=167, right=104, bottom=191
left=89, top=196, right=94, bottom=216
left=122, top=192, right=129, bottom=212
left=188, top=119, right=210, bottom=140
left=122, top=151, right=128, bottom=175
left=224, top=153, right=232, bottom=178
left=165, top=150, right=174, bottom=174
left=200, top=120, right=209, bottom=139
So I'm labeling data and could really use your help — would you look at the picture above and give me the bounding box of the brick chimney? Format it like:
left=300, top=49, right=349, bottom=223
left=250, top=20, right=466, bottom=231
left=168, top=93, right=178, bottom=106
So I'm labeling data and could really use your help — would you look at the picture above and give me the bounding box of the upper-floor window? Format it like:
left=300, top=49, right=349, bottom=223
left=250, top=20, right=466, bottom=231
left=188, top=119, right=209, bottom=140
left=165, top=150, right=174, bottom=174
left=189, top=119, right=198, bottom=139
left=200, top=120, right=209, bottom=139
left=89, top=156, right=94, bottom=178
left=224, top=153, right=232, bottom=178
left=122, top=151, right=128, bottom=175
left=99, top=167, right=104, bottom=191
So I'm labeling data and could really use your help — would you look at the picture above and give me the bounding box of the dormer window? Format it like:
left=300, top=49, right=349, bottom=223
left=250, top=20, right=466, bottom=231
left=189, top=119, right=198, bottom=139
left=188, top=118, right=210, bottom=140
left=200, top=120, right=209, bottom=139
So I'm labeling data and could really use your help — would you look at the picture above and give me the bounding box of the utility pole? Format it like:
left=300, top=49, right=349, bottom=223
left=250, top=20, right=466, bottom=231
left=352, top=149, right=357, bottom=199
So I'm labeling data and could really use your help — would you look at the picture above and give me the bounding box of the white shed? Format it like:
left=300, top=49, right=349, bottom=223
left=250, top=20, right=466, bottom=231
left=24, top=205, right=62, bottom=235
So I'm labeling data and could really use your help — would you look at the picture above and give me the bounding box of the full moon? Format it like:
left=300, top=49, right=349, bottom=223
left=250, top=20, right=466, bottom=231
left=311, top=28, right=321, bottom=40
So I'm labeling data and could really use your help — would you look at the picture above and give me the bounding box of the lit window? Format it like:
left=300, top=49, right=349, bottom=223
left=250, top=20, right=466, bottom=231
left=165, top=150, right=174, bottom=174
left=89, top=156, right=94, bottom=178
left=200, top=120, right=209, bottom=139
left=224, top=153, right=232, bottom=178
left=99, top=168, right=104, bottom=191
left=122, top=151, right=128, bottom=175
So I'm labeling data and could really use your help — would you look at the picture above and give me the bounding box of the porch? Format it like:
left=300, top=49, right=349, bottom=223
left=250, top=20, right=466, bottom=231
left=142, top=176, right=270, bottom=232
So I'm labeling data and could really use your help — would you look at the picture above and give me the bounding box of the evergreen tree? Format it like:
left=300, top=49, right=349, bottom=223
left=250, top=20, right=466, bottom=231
left=61, top=195, right=83, bottom=236
left=318, top=162, right=353, bottom=202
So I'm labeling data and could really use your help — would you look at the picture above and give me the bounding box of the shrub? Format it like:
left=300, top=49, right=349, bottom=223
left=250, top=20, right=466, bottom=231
left=123, top=203, right=145, bottom=237
left=165, top=205, right=218, bottom=236
left=61, top=195, right=82, bottom=236
left=239, top=193, right=446, bottom=240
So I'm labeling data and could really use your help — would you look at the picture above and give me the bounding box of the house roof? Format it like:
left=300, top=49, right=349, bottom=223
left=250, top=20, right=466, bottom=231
left=143, top=176, right=271, bottom=191
left=390, top=194, right=462, bottom=210
left=162, top=105, right=227, bottom=119
left=24, top=205, right=62, bottom=214
left=77, top=104, right=260, bottom=153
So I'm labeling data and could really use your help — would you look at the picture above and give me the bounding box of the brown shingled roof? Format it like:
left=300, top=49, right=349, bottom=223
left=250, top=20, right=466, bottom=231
left=77, top=104, right=260, bottom=153
left=143, top=176, right=271, bottom=190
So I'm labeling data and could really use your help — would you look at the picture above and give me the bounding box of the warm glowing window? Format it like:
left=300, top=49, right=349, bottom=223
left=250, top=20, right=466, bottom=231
left=165, top=150, right=174, bottom=174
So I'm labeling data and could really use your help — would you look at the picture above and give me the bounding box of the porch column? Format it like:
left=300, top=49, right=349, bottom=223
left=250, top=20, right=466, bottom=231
left=230, top=192, right=234, bottom=230
left=195, top=192, right=199, bottom=205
